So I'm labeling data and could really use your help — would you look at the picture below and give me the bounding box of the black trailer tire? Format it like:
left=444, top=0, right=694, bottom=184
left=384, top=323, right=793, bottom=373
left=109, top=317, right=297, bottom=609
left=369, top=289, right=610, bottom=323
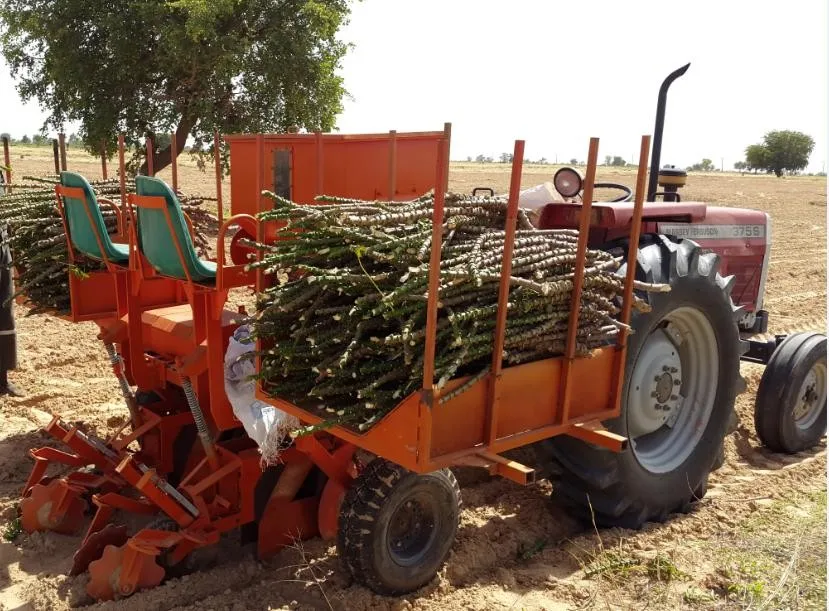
left=337, top=459, right=460, bottom=595
left=755, top=332, right=827, bottom=453
left=539, top=236, right=746, bottom=529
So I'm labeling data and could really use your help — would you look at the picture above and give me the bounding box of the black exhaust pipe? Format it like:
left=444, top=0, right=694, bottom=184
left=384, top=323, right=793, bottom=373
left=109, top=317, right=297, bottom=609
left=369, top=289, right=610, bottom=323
left=647, top=63, right=690, bottom=201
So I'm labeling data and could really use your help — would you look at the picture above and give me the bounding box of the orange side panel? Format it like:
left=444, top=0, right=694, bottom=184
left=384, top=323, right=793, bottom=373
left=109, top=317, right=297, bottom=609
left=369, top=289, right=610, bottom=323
left=67, top=271, right=118, bottom=321
left=226, top=131, right=445, bottom=218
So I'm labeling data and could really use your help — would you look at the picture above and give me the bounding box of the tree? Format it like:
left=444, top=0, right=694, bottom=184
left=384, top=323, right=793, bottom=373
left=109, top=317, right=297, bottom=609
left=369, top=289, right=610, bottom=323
left=499, top=152, right=513, bottom=164
left=0, top=132, right=10, bottom=142
left=762, top=130, right=814, bottom=177
left=733, top=161, right=746, bottom=173
left=610, top=156, right=627, bottom=167
left=604, top=155, right=612, bottom=166
left=67, top=132, right=81, bottom=146
left=20, top=134, right=31, bottom=144
left=31, top=134, right=47, bottom=145
left=538, top=157, right=547, bottom=164
left=475, top=154, right=486, bottom=163
left=745, top=144, right=770, bottom=174
left=686, top=158, right=715, bottom=172
left=569, top=158, right=578, bottom=165
left=0, top=0, right=352, bottom=174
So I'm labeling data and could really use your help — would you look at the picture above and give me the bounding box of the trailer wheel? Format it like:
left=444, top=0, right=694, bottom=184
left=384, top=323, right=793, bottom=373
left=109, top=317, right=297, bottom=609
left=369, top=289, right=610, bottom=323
left=755, top=332, right=827, bottom=453
left=337, top=459, right=460, bottom=595
left=539, top=237, right=746, bottom=528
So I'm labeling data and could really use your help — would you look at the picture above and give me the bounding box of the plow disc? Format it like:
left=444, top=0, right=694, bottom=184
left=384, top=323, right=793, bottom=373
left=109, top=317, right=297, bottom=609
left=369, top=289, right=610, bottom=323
left=20, top=479, right=87, bottom=534
left=71, top=524, right=129, bottom=576
left=87, top=541, right=165, bottom=601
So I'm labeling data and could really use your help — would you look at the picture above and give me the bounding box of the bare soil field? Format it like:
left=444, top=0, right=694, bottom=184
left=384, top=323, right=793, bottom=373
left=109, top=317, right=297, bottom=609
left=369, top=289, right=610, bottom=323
left=0, top=147, right=826, bottom=610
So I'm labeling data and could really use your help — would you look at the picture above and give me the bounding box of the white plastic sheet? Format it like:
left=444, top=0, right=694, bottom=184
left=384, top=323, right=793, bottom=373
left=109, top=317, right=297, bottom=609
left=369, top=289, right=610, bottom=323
left=224, top=325, right=298, bottom=462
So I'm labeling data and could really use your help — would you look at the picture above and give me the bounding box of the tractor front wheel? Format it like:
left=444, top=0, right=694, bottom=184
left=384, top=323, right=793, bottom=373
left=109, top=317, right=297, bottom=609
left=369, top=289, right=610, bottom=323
left=539, top=237, right=746, bottom=528
left=755, top=332, right=827, bottom=453
left=337, top=459, right=460, bottom=595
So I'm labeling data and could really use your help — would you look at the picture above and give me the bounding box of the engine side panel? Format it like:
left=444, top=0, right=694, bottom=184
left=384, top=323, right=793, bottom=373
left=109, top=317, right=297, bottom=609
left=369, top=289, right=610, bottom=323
left=656, top=207, right=769, bottom=318
left=536, top=201, right=770, bottom=325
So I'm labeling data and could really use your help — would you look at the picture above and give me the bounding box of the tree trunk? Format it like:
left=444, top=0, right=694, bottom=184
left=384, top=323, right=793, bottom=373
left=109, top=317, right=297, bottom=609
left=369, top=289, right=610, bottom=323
left=139, top=116, right=195, bottom=176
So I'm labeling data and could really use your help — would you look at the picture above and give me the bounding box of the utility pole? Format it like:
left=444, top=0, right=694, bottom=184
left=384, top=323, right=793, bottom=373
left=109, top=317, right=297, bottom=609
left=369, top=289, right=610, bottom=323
left=721, top=157, right=724, bottom=172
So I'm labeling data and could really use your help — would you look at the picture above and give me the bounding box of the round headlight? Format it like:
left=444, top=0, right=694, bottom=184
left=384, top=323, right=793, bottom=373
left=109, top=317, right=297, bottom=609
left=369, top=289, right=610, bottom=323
left=553, top=167, right=583, bottom=198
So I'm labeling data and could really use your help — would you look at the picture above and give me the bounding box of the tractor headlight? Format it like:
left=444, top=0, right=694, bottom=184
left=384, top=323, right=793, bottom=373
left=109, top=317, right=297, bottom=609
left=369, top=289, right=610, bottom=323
left=553, top=167, right=583, bottom=198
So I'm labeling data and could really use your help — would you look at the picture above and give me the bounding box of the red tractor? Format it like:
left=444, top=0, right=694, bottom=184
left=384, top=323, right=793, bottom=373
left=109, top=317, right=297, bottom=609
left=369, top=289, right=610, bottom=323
left=522, top=63, right=826, bottom=528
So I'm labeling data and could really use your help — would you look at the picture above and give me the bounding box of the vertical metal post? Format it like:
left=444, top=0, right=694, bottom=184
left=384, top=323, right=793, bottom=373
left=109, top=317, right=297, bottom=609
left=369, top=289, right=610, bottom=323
left=619, top=136, right=651, bottom=333
left=2, top=136, right=11, bottom=188
left=58, top=133, right=67, bottom=171
left=170, top=132, right=178, bottom=192
left=52, top=139, right=60, bottom=174
left=213, top=131, right=223, bottom=224
left=421, top=139, right=449, bottom=398
left=418, top=136, right=449, bottom=467
left=387, top=130, right=397, bottom=200
left=486, top=140, right=524, bottom=445
left=100, top=141, right=108, bottom=180
left=145, top=136, right=154, bottom=176
left=609, top=135, right=651, bottom=416
left=559, top=137, right=600, bottom=424
left=315, top=131, right=324, bottom=199
left=118, top=134, right=127, bottom=214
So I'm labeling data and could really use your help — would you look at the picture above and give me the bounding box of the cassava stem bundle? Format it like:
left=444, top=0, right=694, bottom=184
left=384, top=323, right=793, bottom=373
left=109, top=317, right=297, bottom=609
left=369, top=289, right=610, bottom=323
left=249, top=191, right=660, bottom=433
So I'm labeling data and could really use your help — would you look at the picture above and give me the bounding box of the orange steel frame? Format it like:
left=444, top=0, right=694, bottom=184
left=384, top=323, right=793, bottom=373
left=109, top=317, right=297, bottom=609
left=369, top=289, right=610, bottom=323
left=22, top=124, right=653, bottom=599
left=256, top=133, right=653, bottom=484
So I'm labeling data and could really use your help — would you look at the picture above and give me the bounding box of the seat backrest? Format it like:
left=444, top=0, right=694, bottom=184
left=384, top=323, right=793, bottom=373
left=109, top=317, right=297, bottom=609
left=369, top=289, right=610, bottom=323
left=134, top=175, right=212, bottom=281
left=59, top=171, right=121, bottom=261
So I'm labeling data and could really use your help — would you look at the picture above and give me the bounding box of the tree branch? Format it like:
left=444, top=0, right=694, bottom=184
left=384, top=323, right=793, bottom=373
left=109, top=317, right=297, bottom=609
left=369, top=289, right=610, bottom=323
left=140, top=115, right=195, bottom=176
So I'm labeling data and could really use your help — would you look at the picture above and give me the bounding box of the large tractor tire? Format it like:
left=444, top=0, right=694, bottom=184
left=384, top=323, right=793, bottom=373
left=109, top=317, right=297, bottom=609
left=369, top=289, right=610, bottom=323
left=539, top=236, right=746, bottom=529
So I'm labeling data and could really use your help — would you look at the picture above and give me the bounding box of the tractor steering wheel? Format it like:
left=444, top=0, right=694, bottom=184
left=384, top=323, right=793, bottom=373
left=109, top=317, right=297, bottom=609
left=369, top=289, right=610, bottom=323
left=593, top=182, right=633, bottom=203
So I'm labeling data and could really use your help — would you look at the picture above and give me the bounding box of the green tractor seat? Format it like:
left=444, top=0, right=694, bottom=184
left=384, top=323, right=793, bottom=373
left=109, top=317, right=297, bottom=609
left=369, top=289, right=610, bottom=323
left=133, top=175, right=216, bottom=283
left=58, top=171, right=129, bottom=264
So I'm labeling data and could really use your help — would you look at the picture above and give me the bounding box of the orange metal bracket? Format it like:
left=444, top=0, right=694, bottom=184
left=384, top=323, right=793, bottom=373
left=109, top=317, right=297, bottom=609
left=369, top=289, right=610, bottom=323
left=565, top=421, right=628, bottom=452
left=456, top=451, right=536, bottom=486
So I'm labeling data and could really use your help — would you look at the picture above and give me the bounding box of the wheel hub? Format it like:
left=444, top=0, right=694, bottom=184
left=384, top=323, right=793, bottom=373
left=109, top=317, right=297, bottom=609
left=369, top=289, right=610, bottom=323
left=793, top=362, right=827, bottom=429
left=387, top=496, right=437, bottom=567
left=628, top=328, right=683, bottom=438
left=626, top=308, right=720, bottom=475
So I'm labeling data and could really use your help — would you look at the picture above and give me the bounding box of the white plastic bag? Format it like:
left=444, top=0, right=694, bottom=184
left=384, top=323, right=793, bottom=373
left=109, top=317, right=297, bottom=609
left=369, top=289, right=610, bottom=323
left=518, top=182, right=560, bottom=227
left=224, top=325, right=299, bottom=463
left=518, top=181, right=558, bottom=210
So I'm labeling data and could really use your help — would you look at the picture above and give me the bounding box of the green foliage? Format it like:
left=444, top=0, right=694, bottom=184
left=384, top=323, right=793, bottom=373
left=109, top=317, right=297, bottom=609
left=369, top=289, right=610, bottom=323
left=499, top=152, right=513, bottom=163
left=745, top=144, right=770, bottom=173
left=31, top=134, right=48, bottom=145
left=2, top=517, right=22, bottom=541
left=762, top=130, right=815, bottom=176
left=687, top=158, right=715, bottom=172
left=0, top=0, right=353, bottom=174
left=610, top=155, right=626, bottom=167
left=733, top=160, right=747, bottom=172
left=20, top=134, right=31, bottom=144
left=743, top=131, right=815, bottom=177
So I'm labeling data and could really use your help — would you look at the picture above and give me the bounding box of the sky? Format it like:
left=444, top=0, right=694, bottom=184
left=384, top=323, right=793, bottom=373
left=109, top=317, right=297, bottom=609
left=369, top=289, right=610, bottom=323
left=1, top=0, right=827, bottom=171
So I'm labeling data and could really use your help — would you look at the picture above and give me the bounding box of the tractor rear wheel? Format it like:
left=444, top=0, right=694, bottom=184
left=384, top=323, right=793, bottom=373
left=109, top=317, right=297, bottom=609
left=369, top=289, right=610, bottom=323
left=755, top=331, right=827, bottom=453
left=540, top=236, right=746, bottom=528
left=337, top=459, right=460, bottom=595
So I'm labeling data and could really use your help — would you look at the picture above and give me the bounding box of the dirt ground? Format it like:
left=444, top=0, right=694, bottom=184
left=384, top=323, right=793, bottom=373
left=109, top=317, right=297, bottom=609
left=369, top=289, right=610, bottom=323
left=0, top=147, right=826, bottom=610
